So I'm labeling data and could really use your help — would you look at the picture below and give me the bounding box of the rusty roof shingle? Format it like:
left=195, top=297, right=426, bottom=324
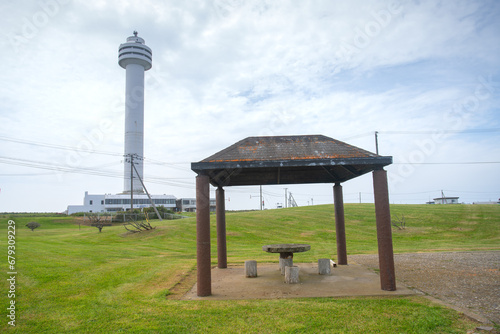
left=201, top=135, right=378, bottom=163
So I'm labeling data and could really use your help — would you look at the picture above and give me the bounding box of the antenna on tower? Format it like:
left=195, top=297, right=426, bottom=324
left=133, top=30, right=138, bottom=37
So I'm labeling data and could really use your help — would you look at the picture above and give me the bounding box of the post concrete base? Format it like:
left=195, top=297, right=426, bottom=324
left=285, top=266, right=300, bottom=284
left=280, top=258, right=293, bottom=275
left=244, top=260, right=257, bottom=278
left=318, top=258, right=331, bottom=275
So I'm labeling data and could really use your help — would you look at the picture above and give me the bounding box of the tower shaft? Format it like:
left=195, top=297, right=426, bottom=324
left=123, top=64, right=145, bottom=194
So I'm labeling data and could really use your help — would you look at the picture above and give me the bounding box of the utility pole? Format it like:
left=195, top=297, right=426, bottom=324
left=260, top=185, right=263, bottom=210
left=126, top=154, right=136, bottom=211
left=131, top=162, right=163, bottom=221
left=284, top=188, right=288, bottom=208
left=288, top=192, right=298, bottom=207
left=375, top=131, right=379, bottom=155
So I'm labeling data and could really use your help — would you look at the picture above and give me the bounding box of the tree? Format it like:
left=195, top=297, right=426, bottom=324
left=87, top=213, right=112, bottom=233
left=391, top=214, right=406, bottom=230
left=26, top=221, right=40, bottom=231
left=122, top=214, right=155, bottom=233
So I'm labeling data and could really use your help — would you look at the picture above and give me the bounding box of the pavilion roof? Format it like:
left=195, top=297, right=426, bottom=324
left=191, top=135, right=392, bottom=187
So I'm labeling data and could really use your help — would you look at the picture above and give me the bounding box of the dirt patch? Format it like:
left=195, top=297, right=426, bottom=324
left=451, top=227, right=473, bottom=231
left=167, top=265, right=198, bottom=299
left=350, top=251, right=500, bottom=325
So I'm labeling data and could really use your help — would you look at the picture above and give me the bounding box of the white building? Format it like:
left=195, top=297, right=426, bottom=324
left=433, top=196, right=459, bottom=204
left=176, top=198, right=196, bottom=212
left=432, top=190, right=459, bottom=204
left=67, top=192, right=176, bottom=214
left=472, top=200, right=500, bottom=205
left=175, top=198, right=217, bottom=212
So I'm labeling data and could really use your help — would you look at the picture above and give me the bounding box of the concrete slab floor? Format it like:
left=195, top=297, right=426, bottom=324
left=182, top=262, right=415, bottom=300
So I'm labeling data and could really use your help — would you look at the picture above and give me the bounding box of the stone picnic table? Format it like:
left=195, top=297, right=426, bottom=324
left=262, top=243, right=311, bottom=274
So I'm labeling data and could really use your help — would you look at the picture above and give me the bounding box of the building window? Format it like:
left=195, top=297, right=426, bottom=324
left=90, top=200, right=93, bottom=205
left=101, top=200, right=104, bottom=205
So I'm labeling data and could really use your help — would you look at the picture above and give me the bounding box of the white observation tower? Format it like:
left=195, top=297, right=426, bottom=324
left=118, top=31, right=152, bottom=194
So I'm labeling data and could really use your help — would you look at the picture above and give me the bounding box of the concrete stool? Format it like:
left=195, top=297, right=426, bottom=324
left=280, top=258, right=293, bottom=275
left=244, top=260, right=257, bottom=278
left=318, top=258, right=331, bottom=275
left=285, top=266, right=300, bottom=284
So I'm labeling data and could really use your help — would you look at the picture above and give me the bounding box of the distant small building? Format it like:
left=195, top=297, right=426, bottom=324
left=432, top=190, right=459, bottom=204
left=433, top=196, right=459, bottom=204
left=472, top=201, right=500, bottom=205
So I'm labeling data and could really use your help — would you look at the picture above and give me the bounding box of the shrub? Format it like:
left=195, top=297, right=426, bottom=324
left=26, top=221, right=40, bottom=231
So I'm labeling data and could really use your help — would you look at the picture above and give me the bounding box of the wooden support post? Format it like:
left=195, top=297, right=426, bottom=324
left=216, top=186, right=227, bottom=269
left=373, top=169, right=396, bottom=291
left=196, top=174, right=211, bottom=296
left=334, top=183, right=347, bottom=265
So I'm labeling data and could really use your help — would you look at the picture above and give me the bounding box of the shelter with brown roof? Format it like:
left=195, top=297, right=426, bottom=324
left=191, top=135, right=396, bottom=296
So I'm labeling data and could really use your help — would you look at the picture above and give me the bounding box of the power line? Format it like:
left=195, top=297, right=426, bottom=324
left=145, top=158, right=192, bottom=171
left=0, top=135, right=123, bottom=157
left=379, top=129, right=500, bottom=135
left=442, top=189, right=500, bottom=194
left=0, top=156, right=196, bottom=189
left=393, top=161, right=500, bottom=165
left=0, top=134, right=195, bottom=174
left=341, top=132, right=374, bottom=141
left=342, top=128, right=500, bottom=141
left=0, top=156, right=122, bottom=177
left=0, top=171, right=61, bottom=176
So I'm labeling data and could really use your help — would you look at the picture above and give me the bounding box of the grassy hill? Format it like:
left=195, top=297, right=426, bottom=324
left=1, top=204, right=498, bottom=333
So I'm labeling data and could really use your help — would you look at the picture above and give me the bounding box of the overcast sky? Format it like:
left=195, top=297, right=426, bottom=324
left=1, top=0, right=499, bottom=212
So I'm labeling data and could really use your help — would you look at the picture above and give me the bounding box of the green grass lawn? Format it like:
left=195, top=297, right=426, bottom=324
left=1, top=204, right=499, bottom=333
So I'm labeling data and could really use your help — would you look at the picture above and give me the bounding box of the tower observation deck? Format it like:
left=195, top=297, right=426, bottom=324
left=119, top=31, right=152, bottom=194
left=119, top=31, right=152, bottom=70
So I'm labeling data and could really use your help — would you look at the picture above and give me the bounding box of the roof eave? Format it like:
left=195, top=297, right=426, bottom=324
left=191, top=156, right=392, bottom=173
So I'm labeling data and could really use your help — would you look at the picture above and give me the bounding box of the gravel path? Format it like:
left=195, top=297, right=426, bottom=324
left=350, top=251, right=500, bottom=325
